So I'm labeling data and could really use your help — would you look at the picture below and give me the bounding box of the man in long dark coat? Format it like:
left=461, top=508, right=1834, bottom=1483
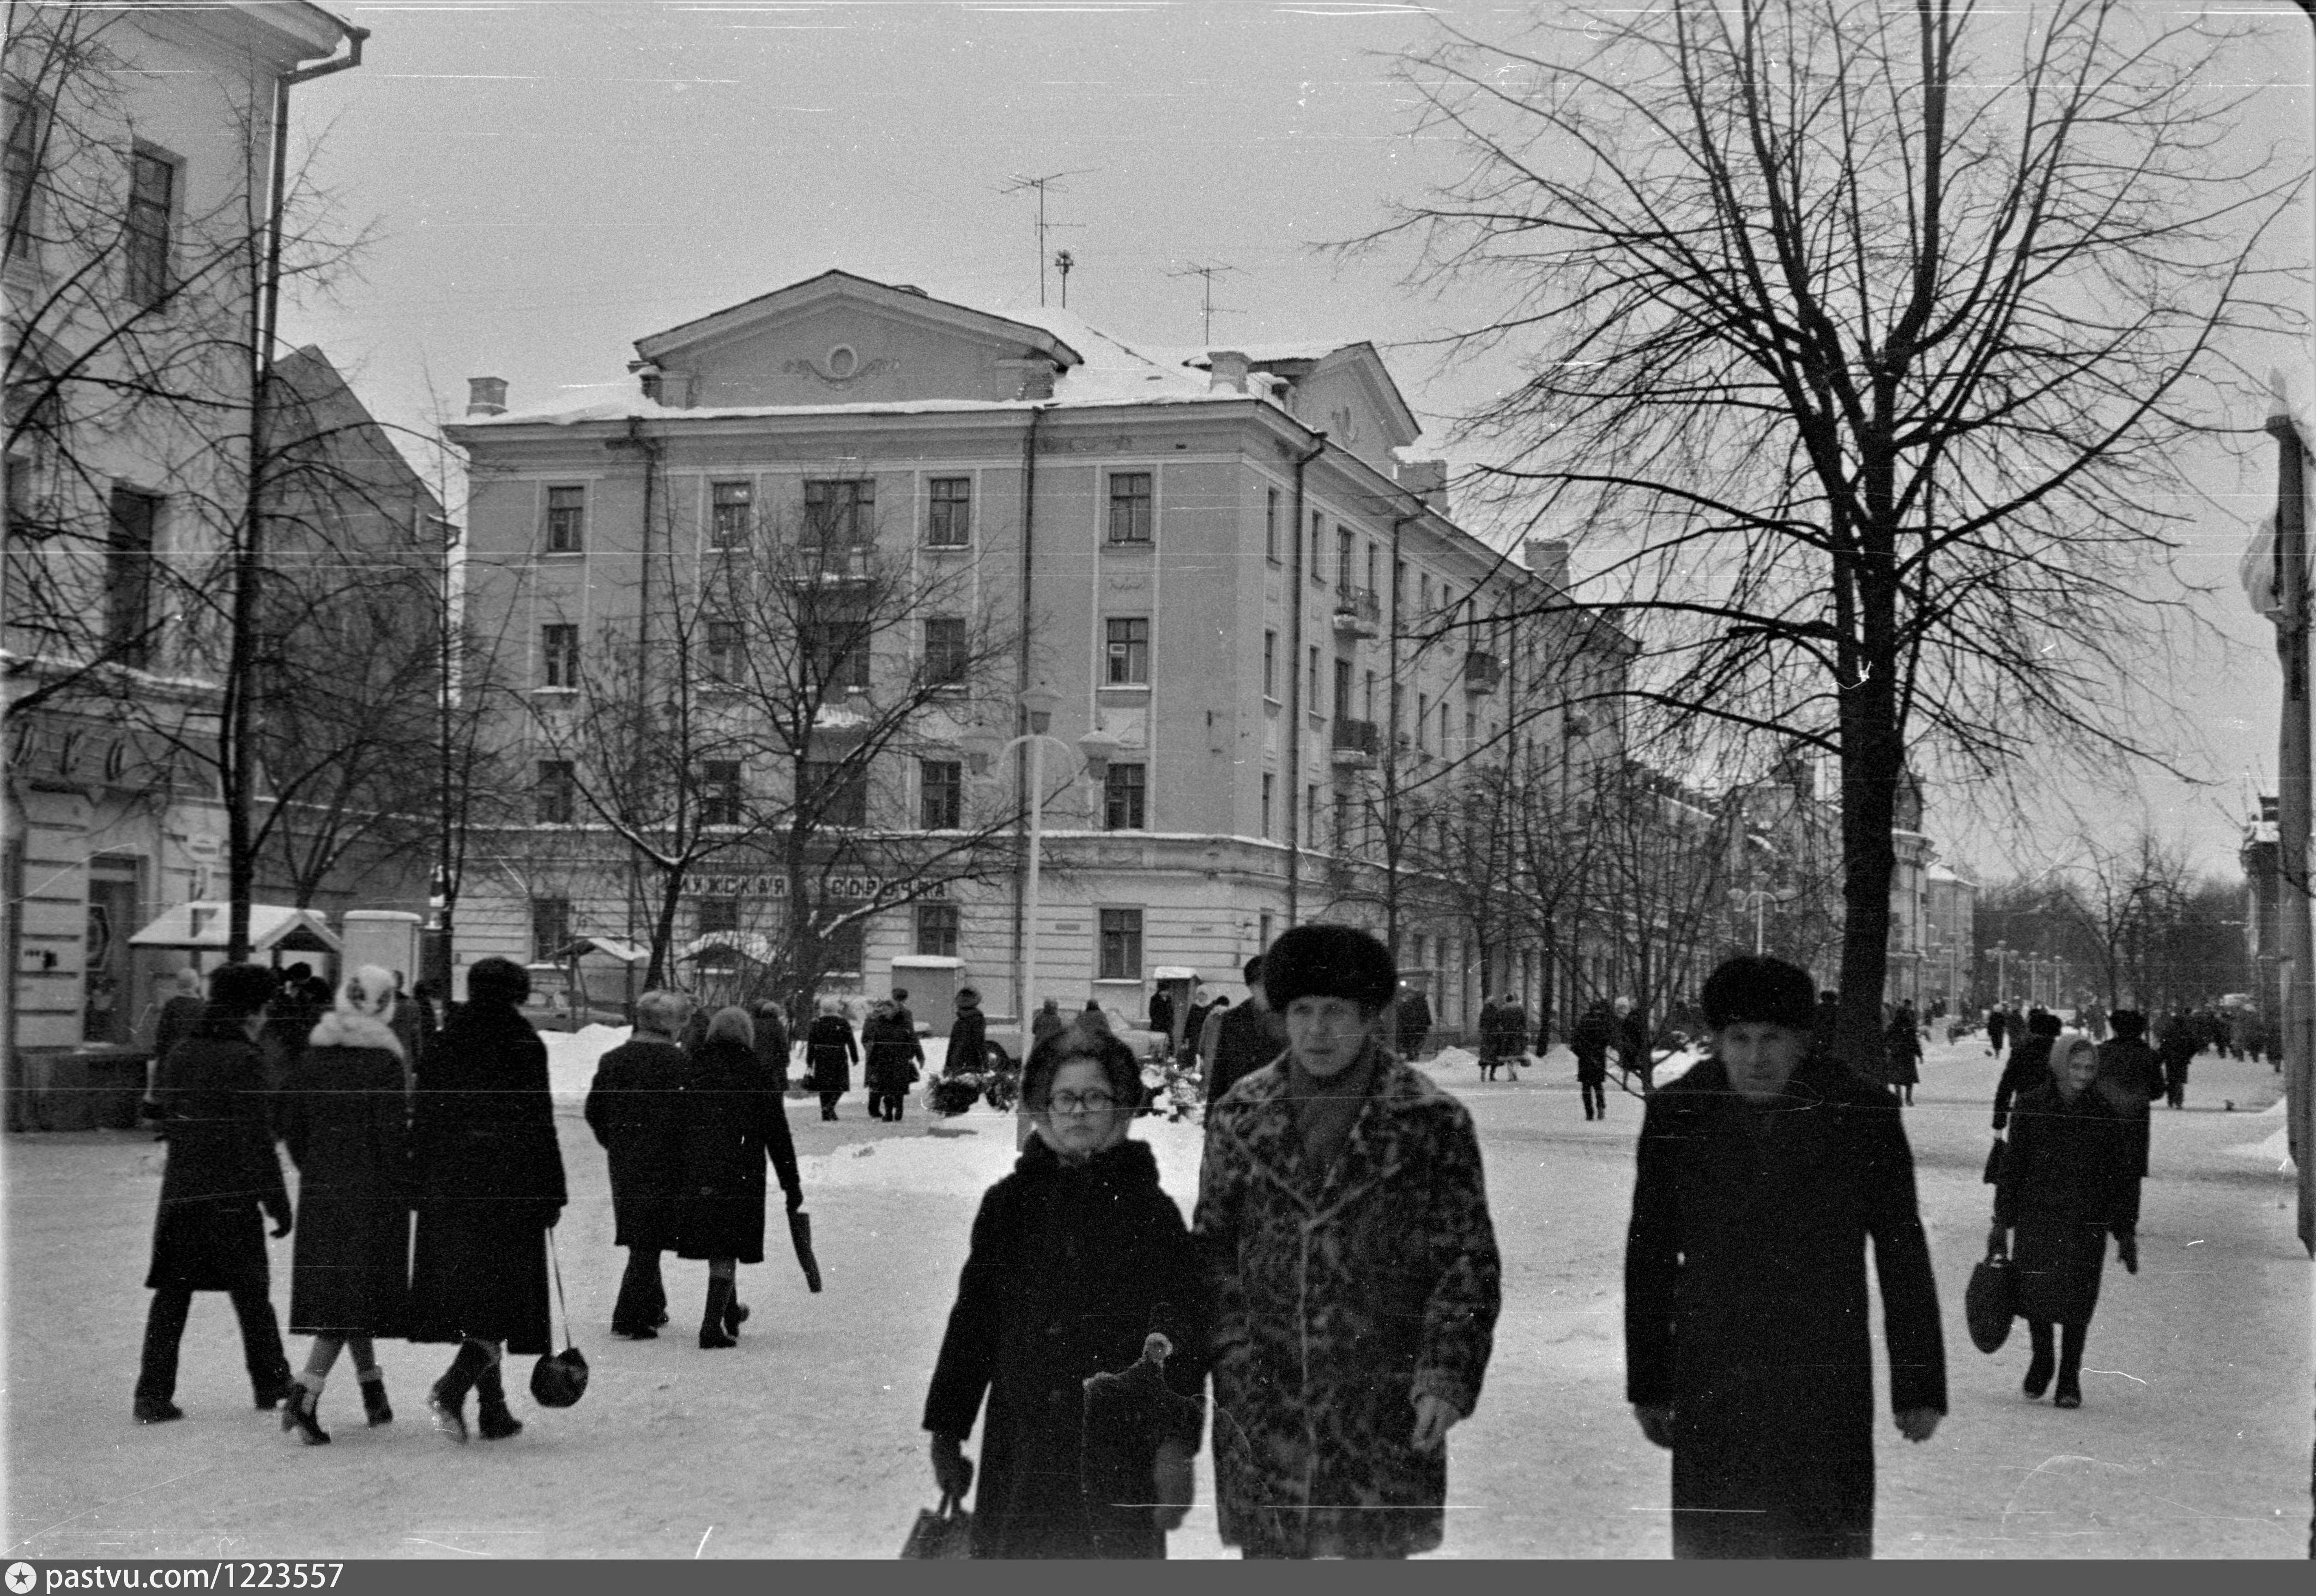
left=1625, top=955, right=1946, bottom=1559
left=133, top=963, right=297, bottom=1422
left=1203, top=955, right=1286, bottom=1107
left=2093, top=1010, right=2164, bottom=1181
left=1572, top=998, right=1614, bottom=1121
left=587, top=990, right=693, bottom=1338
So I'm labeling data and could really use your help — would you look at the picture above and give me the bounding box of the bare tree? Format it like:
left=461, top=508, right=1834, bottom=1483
left=1366, top=0, right=2298, bottom=1078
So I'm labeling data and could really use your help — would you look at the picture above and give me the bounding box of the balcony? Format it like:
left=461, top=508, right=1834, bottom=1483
left=786, top=544, right=873, bottom=585
left=1330, top=718, right=1379, bottom=767
left=1463, top=650, right=1501, bottom=695
left=1331, top=587, right=1381, bottom=640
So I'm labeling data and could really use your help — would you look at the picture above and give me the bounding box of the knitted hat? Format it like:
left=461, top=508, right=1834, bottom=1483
left=1259, top=924, right=1397, bottom=1015
left=206, top=962, right=276, bottom=1017
left=1699, top=955, right=1816, bottom=1032
left=466, top=955, right=531, bottom=1006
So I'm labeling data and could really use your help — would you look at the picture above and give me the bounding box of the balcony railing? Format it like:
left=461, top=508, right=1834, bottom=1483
left=787, top=544, right=873, bottom=583
left=1463, top=650, right=1501, bottom=694
left=1331, top=587, right=1381, bottom=639
left=1330, top=718, right=1379, bottom=765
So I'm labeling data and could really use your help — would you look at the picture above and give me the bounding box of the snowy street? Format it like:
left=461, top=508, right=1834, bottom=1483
left=5, top=1036, right=2305, bottom=1559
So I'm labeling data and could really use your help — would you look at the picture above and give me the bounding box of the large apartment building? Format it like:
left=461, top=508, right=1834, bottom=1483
left=447, top=270, right=1626, bottom=1034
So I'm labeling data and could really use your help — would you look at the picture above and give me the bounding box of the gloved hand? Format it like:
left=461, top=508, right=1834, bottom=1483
left=785, top=1186, right=804, bottom=1214
left=1985, top=1223, right=2008, bottom=1259
left=266, top=1202, right=293, bottom=1240
left=1632, top=1403, right=1675, bottom=1450
left=929, top=1433, right=974, bottom=1505
left=2116, top=1233, right=2138, bottom=1274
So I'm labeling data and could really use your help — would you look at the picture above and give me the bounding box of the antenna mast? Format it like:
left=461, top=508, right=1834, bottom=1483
left=999, top=169, right=1095, bottom=306
left=1169, top=261, right=1241, bottom=343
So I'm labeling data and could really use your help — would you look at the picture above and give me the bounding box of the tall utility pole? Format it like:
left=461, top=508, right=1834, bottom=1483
left=1169, top=261, right=1240, bottom=343
left=2264, top=402, right=2316, bottom=1258
left=1000, top=170, right=1093, bottom=306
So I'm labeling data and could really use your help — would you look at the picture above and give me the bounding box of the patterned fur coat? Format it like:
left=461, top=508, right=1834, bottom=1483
left=1194, top=1048, right=1500, bottom=1559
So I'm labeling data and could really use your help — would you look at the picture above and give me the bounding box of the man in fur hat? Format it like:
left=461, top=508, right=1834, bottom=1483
left=1624, top=955, right=1946, bottom=1558
left=1195, top=924, right=1500, bottom=1559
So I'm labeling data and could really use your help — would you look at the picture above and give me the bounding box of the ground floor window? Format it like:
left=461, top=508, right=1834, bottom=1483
left=531, top=895, right=570, bottom=963
left=916, top=901, right=959, bottom=958
left=1098, top=908, right=1143, bottom=982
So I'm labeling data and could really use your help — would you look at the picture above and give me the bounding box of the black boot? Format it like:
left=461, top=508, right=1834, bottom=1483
left=473, top=1361, right=523, bottom=1440
left=429, top=1341, right=494, bottom=1443
left=725, top=1289, right=750, bottom=1337
left=701, top=1276, right=737, bottom=1349
left=359, top=1372, right=393, bottom=1427
left=281, top=1381, right=331, bottom=1445
left=2022, top=1322, right=2055, bottom=1399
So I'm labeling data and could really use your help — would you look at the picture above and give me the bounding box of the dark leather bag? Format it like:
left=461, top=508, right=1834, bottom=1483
left=1965, top=1247, right=2017, bottom=1354
left=1982, top=1135, right=2006, bottom=1185
left=530, top=1231, right=589, bottom=1408
left=901, top=1493, right=972, bottom=1559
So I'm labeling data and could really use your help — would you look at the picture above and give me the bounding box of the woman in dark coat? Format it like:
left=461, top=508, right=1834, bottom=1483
left=407, top=957, right=567, bottom=1442
left=1885, top=1004, right=1922, bottom=1106
left=675, top=1006, right=804, bottom=1348
left=805, top=996, right=858, bottom=1121
left=133, top=964, right=297, bottom=1424
left=925, top=1016, right=1208, bottom=1558
left=1626, top=955, right=1946, bottom=1559
left=1572, top=998, right=1614, bottom=1121
left=862, top=998, right=925, bottom=1123
left=1992, top=1009, right=2061, bottom=1131
left=586, top=989, right=692, bottom=1338
left=947, top=987, right=989, bottom=1075
left=1990, top=1032, right=2140, bottom=1409
left=275, top=966, right=412, bottom=1443
left=751, top=999, right=791, bottom=1089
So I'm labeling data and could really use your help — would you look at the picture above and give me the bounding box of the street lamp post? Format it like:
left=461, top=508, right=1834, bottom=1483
left=1729, top=887, right=1790, bottom=956
left=1991, top=941, right=2009, bottom=1005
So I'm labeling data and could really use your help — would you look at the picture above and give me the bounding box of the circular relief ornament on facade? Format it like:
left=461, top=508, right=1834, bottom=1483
left=826, top=345, right=859, bottom=381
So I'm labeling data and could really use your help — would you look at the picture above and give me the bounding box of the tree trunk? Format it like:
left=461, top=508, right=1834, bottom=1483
left=1835, top=672, right=1900, bottom=1085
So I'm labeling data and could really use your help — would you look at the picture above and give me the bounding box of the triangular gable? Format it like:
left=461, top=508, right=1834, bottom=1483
left=634, top=268, right=1082, bottom=370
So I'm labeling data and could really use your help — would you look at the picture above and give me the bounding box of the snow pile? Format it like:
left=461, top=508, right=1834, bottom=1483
left=541, top=1023, right=631, bottom=1105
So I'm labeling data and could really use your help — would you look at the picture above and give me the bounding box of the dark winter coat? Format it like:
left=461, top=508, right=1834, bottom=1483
left=1986, top=1010, right=2008, bottom=1052
left=752, top=1008, right=792, bottom=1088
left=1031, top=1006, right=1066, bottom=1050
left=1475, top=1001, right=1503, bottom=1063
left=1195, top=1050, right=1500, bottom=1560
left=673, top=1037, right=802, bottom=1264
left=1393, top=991, right=1432, bottom=1052
left=863, top=1011, right=925, bottom=1095
left=278, top=1029, right=411, bottom=1336
left=145, top=1011, right=293, bottom=1294
left=948, top=1006, right=990, bottom=1073
left=1617, top=1010, right=1650, bottom=1074
left=924, top=1136, right=1208, bottom=1560
left=806, top=1013, right=858, bottom=1094
left=1885, top=1012, right=1922, bottom=1086
left=1992, top=1033, right=2055, bottom=1131
left=1624, top=1052, right=1947, bottom=1560
left=1995, top=1082, right=2138, bottom=1326
left=406, top=998, right=567, bottom=1353
left=1571, top=1004, right=1614, bottom=1082
left=151, top=994, right=204, bottom=1067
left=585, top=1036, right=688, bottom=1251
left=1148, top=991, right=1176, bottom=1041
left=2093, top=1036, right=2164, bottom=1179
left=1202, top=1003, right=1283, bottom=1106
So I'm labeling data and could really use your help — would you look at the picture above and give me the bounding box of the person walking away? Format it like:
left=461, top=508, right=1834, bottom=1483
left=1031, top=998, right=1066, bottom=1053
left=1572, top=999, right=1614, bottom=1122
left=1497, top=994, right=1529, bottom=1082
left=1202, top=956, right=1286, bottom=1108
left=806, top=996, right=858, bottom=1121
left=675, top=1006, right=804, bottom=1349
left=275, top=966, right=411, bottom=1443
left=1192, top=995, right=1231, bottom=1076
left=1989, top=1033, right=2139, bottom=1409
left=2093, top=1010, right=2164, bottom=1185
left=1476, top=996, right=1503, bottom=1082
left=948, top=987, right=989, bottom=1076
left=1986, top=1005, right=2008, bottom=1059
left=751, top=999, right=791, bottom=1091
left=1394, top=980, right=1433, bottom=1063
left=863, top=998, right=926, bottom=1123
left=1994, top=1010, right=2061, bottom=1132
left=1614, top=998, right=1650, bottom=1088
left=407, top=957, right=567, bottom=1442
left=142, top=967, right=207, bottom=1130
left=133, top=963, right=298, bottom=1423
left=1624, top=955, right=1945, bottom=1559
left=1886, top=1003, right=1922, bottom=1106
left=586, top=991, right=691, bottom=1339
left=925, top=1016, right=1208, bottom=1556
left=2156, top=1010, right=2197, bottom=1109
left=1196, top=925, right=1500, bottom=1559
left=890, top=988, right=916, bottom=1036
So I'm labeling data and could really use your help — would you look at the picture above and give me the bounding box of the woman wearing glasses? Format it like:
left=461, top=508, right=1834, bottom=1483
left=922, top=1015, right=1208, bottom=1557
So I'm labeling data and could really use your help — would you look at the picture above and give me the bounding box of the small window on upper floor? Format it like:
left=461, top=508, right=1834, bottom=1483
left=545, top=486, right=586, bottom=553
left=124, top=147, right=175, bottom=308
left=1107, top=472, right=1153, bottom=544
left=1106, top=617, right=1149, bottom=685
left=709, top=480, right=752, bottom=549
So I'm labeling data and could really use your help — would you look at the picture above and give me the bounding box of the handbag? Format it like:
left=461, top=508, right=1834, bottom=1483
left=1981, top=1135, right=2005, bottom=1185
left=1965, top=1246, right=2017, bottom=1355
left=530, top=1230, right=590, bottom=1408
left=788, top=1207, right=823, bottom=1294
left=900, top=1491, right=972, bottom=1559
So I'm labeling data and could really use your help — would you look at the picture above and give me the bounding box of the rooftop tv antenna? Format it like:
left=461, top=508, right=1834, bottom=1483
left=1053, top=250, right=1076, bottom=308
left=999, top=169, right=1095, bottom=306
left=1169, top=261, right=1243, bottom=343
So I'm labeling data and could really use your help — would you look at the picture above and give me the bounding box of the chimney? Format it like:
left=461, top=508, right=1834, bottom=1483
left=1524, top=537, right=1571, bottom=591
left=1398, top=459, right=1449, bottom=516
left=1208, top=350, right=1250, bottom=394
left=466, top=376, right=507, bottom=417
left=1018, top=360, right=1057, bottom=402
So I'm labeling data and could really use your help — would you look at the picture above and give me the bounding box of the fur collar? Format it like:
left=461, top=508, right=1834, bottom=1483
left=306, top=1010, right=405, bottom=1060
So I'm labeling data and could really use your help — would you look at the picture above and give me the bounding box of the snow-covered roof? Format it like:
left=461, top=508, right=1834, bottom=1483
left=130, top=903, right=340, bottom=955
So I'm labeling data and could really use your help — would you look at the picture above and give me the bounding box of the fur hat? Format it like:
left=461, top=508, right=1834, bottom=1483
left=1700, top=955, right=1816, bottom=1032
left=206, top=963, right=276, bottom=1017
left=307, top=964, right=405, bottom=1059
left=466, top=955, right=531, bottom=1007
left=1259, top=924, right=1397, bottom=1015
left=2109, top=1009, right=2147, bottom=1039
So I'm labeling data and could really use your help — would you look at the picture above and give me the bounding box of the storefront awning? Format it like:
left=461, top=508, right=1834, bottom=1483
left=679, top=933, right=780, bottom=967
left=129, top=902, right=341, bottom=955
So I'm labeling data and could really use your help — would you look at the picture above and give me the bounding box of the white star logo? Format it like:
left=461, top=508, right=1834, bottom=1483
left=6, top=1562, right=37, bottom=1595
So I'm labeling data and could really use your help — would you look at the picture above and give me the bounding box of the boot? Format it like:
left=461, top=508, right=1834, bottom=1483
left=428, top=1341, right=494, bottom=1443
left=2022, top=1325, right=2055, bottom=1400
left=724, top=1290, right=750, bottom=1337
left=359, top=1372, right=393, bottom=1427
left=473, top=1361, right=523, bottom=1440
left=281, top=1381, right=331, bottom=1445
left=700, top=1276, right=737, bottom=1349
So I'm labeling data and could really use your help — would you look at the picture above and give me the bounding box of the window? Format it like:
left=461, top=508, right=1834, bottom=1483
left=1334, top=658, right=1353, bottom=722
left=530, top=895, right=570, bottom=964
left=824, top=917, right=865, bottom=973
left=697, top=897, right=742, bottom=935
left=1104, top=763, right=1147, bottom=830
left=920, top=759, right=962, bottom=829
left=1262, top=630, right=1277, bottom=700
left=803, top=759, right=867, bottom=826
left=1310, top=513, right=1324, bottom=581
left=1440, top=701, right=1451, bottom=752
left=1336, top=528, right=1354, bottom=591
left=1366, top=542, right=1379, bottom=595
left=1417, top=693, right=1429, bottom=751
left=1261, top=773, right=1275, bottom=838
left=1264, top=488, right=1280, bottom=563
left=922, top=616, right=968, bottom=686
left=804, top=620, right=869, bottom=690
left=1465, top=706, right=1478, bottom=750
left=1259, top=910, right=1274, bottom=952
left=709, top=480, right=752, bottom=548
left=534, top=759, right=574, bottom=824
left=1394, top=559, right=1406, bottom=613
left=705, top=618, right=743, bottom=685
left=1307, top=646, right=1320, bottom=710
left=105, top=486, right=158, bottom=665
left=916, top=901, right=959, bottom=959
left=5, top=95, right=40, bottom=261
left=540, top=623, right=580, bottom=689
left=1419, top=574, right=1432, bottom=615
left=926, top=477, right=971, bottom=546
left=545, top=486, right=585, bottom=553
left=1098, top=908, right=1143, bottom=981
left=1364, top=669, right=1377, bottom=723
left=125, top=148, right=173, bottom=307
left=804, top=477, right=875, bottom=547
left=1107, top=472, right=1153, bottom=544
left=1334, top=790, right=1352, bottom=852
left=698, top=760, right=742, bottom=827
left=1306, top=784, right=1319, bottom=844
left=1105, top=617, right=1149, bottom=685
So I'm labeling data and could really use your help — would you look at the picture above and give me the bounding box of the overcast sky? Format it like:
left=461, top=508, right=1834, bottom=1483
left=283, top=0, right=2316, bottom=883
